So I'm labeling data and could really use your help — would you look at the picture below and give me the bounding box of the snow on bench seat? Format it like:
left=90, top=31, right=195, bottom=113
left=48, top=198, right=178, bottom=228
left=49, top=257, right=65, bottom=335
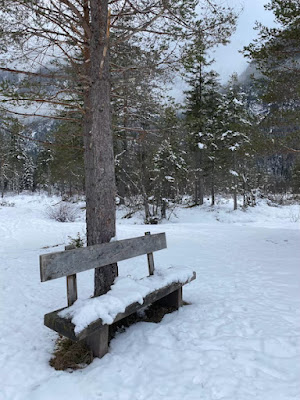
left=44, top=266, right=196, bottom=341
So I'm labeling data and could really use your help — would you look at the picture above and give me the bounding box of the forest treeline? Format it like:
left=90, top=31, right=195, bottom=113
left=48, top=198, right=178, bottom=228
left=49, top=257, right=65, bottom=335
left=0, top=0, right=299, bottom=222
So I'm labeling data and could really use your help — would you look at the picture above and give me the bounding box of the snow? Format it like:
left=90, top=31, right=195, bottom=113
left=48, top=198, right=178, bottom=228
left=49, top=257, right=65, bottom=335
left=198, top=142, right=206, bottom=149
left=60, top=266, right=195, bottom=333
left=164, top=175, right=175, bottom=182
left=229, top=144, right=240, bottom=151
left=233, top=98, right=244, bottom=106
left=1, top=194, right=300, bottom=400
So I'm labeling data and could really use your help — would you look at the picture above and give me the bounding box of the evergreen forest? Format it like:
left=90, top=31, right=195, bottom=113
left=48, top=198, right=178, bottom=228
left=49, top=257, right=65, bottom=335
left=0, top=0, right=299, bottom=222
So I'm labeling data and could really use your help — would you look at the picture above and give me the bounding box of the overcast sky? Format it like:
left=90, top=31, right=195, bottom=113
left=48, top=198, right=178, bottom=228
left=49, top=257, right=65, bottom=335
left=169, top=0, right=276, bottom=101
left=212, top=0, right=276, bottom=82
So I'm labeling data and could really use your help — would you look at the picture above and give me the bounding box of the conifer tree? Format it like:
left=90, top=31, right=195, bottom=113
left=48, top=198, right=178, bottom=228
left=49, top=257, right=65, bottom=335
left=221, top=75, right=255, bottom=209
left=244, top=0, right=300, bottom=155
left=35, top=148, right=53, bottom=194
left=22, top=152, right=34, bottom=191
left=183, top=37, right=226, bottom=205
left=152, top=107, right=188, bottom=218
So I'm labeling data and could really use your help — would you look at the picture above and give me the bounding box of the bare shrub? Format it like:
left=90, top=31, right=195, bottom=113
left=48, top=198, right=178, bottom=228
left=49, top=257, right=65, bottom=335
left=0, top=200, right=15, bottom=207
left=46, top=202, right=79, bottom=222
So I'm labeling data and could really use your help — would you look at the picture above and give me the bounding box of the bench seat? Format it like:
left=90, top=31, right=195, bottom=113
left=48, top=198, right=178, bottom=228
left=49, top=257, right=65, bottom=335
left=45, top=271, right=196, bottom=342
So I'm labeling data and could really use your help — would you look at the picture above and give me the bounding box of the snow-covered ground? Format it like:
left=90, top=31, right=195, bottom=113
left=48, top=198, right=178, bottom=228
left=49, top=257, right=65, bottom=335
left=1, top=194, right=300, bottom=400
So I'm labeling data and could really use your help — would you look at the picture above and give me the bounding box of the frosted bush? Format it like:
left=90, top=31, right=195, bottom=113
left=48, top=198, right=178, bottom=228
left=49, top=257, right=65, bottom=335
left=46, top=202, right=79, bottom=222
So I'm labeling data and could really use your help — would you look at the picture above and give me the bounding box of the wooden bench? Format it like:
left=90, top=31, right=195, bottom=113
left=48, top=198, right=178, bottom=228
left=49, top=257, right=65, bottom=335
left=40, top=232, right=196, bottom=358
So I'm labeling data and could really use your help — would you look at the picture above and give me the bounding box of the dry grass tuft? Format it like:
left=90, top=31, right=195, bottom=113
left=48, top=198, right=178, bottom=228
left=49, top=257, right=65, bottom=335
left=50, top=337, right=93, bottom=371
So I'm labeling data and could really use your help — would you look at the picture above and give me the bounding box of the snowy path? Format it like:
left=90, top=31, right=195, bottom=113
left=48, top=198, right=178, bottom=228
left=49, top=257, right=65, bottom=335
left=1, top=195, right=300, bottom=400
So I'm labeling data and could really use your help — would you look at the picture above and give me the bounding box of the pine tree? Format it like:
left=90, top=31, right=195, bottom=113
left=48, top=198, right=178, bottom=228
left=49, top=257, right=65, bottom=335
left=221, top=75, right=255, bottom=209
left=291, top=158, right=300, bottom=194
left=195, top=71, right=224, bottom=206
left=49, top=120, right=84, bottom=197
left=3, top=122, right=28, bottom=193
left=22, top=152, right=34, bottom=191
left=35, top=148, right=53, bottom=194
left=244, top=0, right=300, bottom=159
left=0, top=124, right=10, bottom=197
left=152, top=107, right=187, bottom=219
left=184, top=37, right=226, bottom=206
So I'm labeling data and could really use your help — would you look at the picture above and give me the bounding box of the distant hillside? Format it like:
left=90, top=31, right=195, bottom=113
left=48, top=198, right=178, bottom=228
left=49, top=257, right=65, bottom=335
left=239, top=62, right=263, bottom=85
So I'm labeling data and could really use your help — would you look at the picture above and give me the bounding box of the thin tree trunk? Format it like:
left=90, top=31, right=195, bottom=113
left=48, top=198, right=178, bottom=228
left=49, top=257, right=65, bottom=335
left=69, top=178, right=72, bottom=198
left=211, top=161, right=215, bottom=206
left=161, top=199, right=166, bottom=219
left=47, top=164, right=51, bottom=195
left=140, top=144, right=151, bottom=222
left=243, top=179, right=246, bottom=208
left=233, top=182, right=238, bottom=210
left=198, top=151, right=204, bottom=205
left=194, top=179, right=198, bottom=205
left=0, top=160, right=4, bottom=198
left=83, top=0, right=117, bottom=296
left=142, top=185, right=150, bottom=222
left=118, top=71, right=129, bottom=206
left=233, top=175, right=238, bottom=210
left=194, top=151, right=204, bottom=205
left=233, top=153, right=238, bottom=210
left=118, top=178, right=126, bottom=205
left=199, top=173, right=204, bottom=205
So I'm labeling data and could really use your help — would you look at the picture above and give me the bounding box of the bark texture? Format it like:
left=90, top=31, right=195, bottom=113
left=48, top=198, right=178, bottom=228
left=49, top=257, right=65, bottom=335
left=83, top=0, right=117, bottom=296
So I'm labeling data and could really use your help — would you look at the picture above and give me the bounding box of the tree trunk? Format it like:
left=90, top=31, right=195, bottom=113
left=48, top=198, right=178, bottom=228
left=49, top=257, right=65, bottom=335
left=198, top=174, right=204, bottom=205
left=47, top=164, right=51, bottom=196
left=198, top=151, right=204, bottom=205
left=83, top=0, right=117, bottom=296
left=233, top=182, right=238, bottom=210
left=117, top=139, right=128, bottom=206
left=140, top=145, right=151, bottom=223
left=161, top=199, right=166, bottom=219
left=194, top=180, right=198, bottom=205
left=233, top=153, right=238, bottom=211
left=0, top=160, right=4, bottom=198
left=211, top=161, right=215, bottom=206
left=118, top=70, right=129, bottom=206
left=142, top=184, right=150, bottom=222
left=194, top=150, right=204, bottom=205
left=243, top=180, right=246, bottom=208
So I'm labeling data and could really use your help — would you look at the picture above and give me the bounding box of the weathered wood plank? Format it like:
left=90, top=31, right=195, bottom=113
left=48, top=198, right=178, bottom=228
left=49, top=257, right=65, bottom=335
left=65, top=245, right=78, bottom=307
left=40, top=233, right=167, bottom=282
left=44, top=272, right=196, bottom=341
left=44, top=309, right=78, bottom=341
left=145, top=232, right=155, bottom=275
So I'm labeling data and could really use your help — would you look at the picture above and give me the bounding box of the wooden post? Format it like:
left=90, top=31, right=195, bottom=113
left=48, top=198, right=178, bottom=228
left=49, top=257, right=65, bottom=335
left=65, top=245, right=78, bottom=307
left=64, top=244, right=109, bottom=358
left=84, top=326, right=109, bottom=358
left=145, top=232, right=155, bottom=275
left=156, top=288, right=182, bottom=309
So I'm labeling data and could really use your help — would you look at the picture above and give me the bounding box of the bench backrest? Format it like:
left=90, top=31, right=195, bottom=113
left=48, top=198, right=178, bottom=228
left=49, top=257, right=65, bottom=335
left=40, top=232, right=167, bottom=282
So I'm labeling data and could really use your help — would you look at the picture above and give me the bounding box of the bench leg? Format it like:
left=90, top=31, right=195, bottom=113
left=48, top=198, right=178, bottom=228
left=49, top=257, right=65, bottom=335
left=156, top=287, right=182, bottom=309
left=84, top=325, right=109, bottom=358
